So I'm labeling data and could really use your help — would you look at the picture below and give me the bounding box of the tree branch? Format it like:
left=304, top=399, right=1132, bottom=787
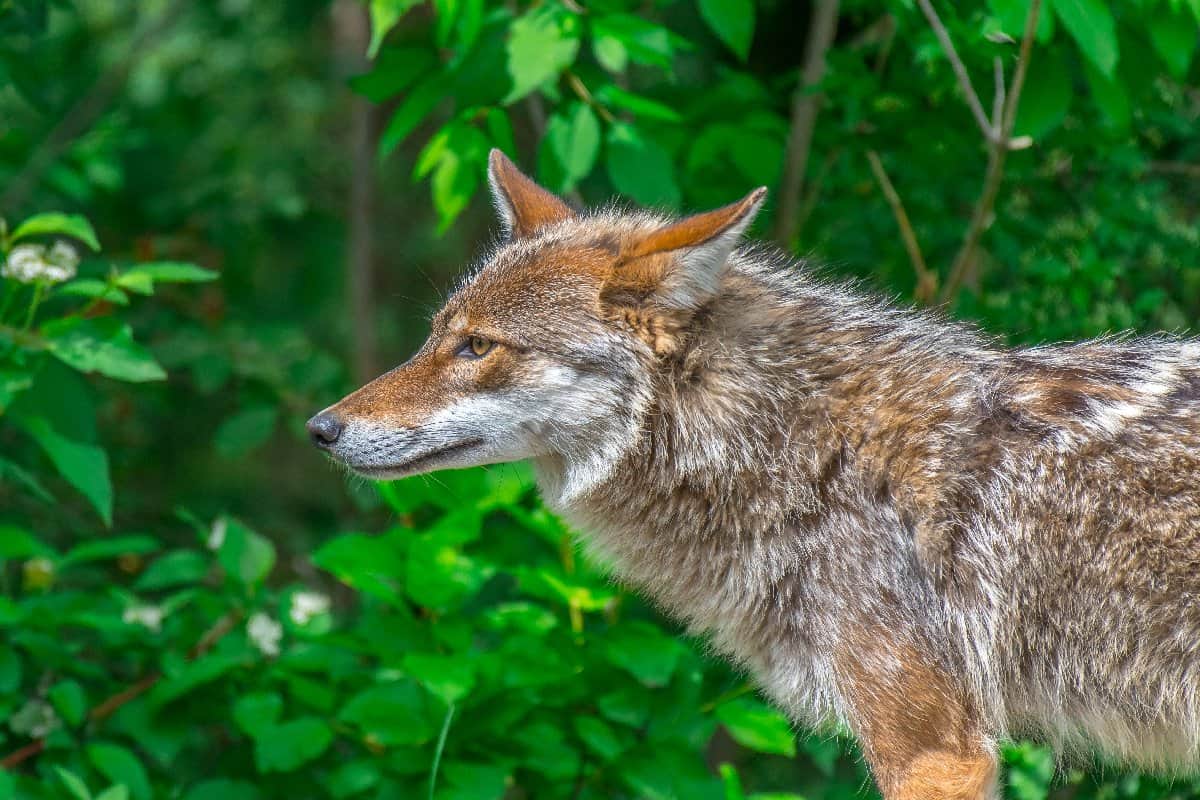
left=866, top=150, right=936, bottom=304
left=915, top=0, right=997, bottom=145
left=1, top=609, right=242, bottom=771
left=773, top=0, right=840, bottom=247
left=936, top=0, right=1041, bottom=305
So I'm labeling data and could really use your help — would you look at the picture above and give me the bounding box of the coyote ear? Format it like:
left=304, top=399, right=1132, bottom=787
left=615, top=187, right=767, bottom=310
left=487, top=149, right=574, bottom=238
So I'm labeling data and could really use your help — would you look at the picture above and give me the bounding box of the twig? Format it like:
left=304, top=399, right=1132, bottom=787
left=866, top=150, right=936, bottom=304
left=1148, top=160, right=1200, bottom=178
left=793, top=146, right=844, bottom=245
left=1, top=609, right=242, bottom=771
left=565, top=71, right=616, bottom=124
left=936, top=0, right=1041, bottom=304
left=915, top=0, right=996, bottom=145
left=773, top=0, right=840, bottom=246
left=991, top=57, right=1005, bottom=126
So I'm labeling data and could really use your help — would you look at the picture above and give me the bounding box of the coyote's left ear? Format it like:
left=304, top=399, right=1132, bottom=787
left=487, top=149, right=574, bottom=238
left=605, top=187, right=767, bottom=312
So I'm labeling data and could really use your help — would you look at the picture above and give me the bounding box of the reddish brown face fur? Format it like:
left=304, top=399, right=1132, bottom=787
left=307, top=149, right=765, bottom=481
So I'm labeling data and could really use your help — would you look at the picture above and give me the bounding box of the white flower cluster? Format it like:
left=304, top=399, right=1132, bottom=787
left=207, top=517, right=227, bottom=551
left=8, top=699, right=60, bottom=738
left=247, top=612, right=282, bottom=657
left=289, top=591, right=330, bottom=625
left=123, top=604, right=165, bottom=632
left=0, top=242, right=79, bottom=284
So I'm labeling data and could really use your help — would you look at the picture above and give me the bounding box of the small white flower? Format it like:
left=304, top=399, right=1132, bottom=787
left=207, top=517, right=227, bottom=551
left=247, top=612, right=282, bottom=657
left=8, top=699, right=60, bottom=738
left=123, top=604, right=165, bottom=632
left=0, top=242, right=77, bottom=284
left=2, top=244, right=49, bottom=283
left=48, top=241, right=80, bottom=269
left=289, top=591, right=330, bottom=625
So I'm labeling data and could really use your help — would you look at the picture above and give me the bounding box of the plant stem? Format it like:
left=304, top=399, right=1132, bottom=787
left=21, top=282, right=44, bottom=331
left=428, top=702, right=456, bottom=800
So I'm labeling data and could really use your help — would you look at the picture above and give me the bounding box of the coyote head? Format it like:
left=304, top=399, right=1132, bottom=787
left=308, top=150, right=764, bottom=497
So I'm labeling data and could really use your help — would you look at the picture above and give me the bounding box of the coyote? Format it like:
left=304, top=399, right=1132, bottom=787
left=309, top=150, right=1200, bottom=799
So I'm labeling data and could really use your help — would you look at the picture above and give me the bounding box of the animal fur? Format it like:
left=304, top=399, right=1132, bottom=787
left=309, top=150, right=1200, bottom=799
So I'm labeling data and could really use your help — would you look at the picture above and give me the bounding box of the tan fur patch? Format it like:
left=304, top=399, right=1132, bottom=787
left=836, top=631, right=996, bottom=800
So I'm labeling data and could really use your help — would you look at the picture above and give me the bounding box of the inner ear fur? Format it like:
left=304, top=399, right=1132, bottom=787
left=602, top=187, right=767, bottom=313
left=487, top=149, right=574, bottom=238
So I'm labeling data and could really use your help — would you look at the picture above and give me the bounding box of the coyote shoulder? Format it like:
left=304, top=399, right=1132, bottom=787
left=310, top=150, right=1200, bottom=799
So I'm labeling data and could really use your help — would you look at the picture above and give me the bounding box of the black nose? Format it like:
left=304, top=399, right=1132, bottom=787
left=306, top=412, right=343, bottom=448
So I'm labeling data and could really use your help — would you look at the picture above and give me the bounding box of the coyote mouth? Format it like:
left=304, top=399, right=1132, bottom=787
left=351, top=437, right=486, bottom=478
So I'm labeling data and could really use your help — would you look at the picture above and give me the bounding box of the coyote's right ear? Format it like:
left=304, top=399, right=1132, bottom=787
left=604, top=187, right=767, bottom=313
left=487, top=149, right=574, bottom=239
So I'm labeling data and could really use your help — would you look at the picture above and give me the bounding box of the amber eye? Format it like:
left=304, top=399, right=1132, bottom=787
left=466, top=335, right=493, bottom=357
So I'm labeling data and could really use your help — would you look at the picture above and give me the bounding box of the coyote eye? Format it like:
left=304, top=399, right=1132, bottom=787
left=461, top=336, right=494, bottom=358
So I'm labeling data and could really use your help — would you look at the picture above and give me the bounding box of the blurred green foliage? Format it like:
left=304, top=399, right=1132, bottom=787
left=0, top=0, right=1198, bottom=797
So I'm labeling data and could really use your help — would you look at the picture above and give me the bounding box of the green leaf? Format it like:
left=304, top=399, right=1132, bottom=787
left=603, top=620, right=682, bottom=687
left=15, top=413, right=112, bottom=524
left=254, top=717, right=333, bottom=772
left=12, top=212, right=101, bottom=251
left=605, top=124, right=680, bottom=208
left=504, top=7, right=580, bottom=103
left=368, top=0, right=423, bottom=58
left=714, top=698, right=796, bottom=757
left=312, top=531, right=407, bottom=604
left=593, top=35, right=628, bottom=73
left=594, top=85, right=682, bottom=122
left=0, top=523, right=56, bottom=559
left=184, top=781, right=261, bottom=800
left=340, top=681, right=439, bottom=745
left=96, top=788, right=130, bottom=800
left=87, top=742, right=152, bottom=800
left=115, top=272, right=154, bottom=295
left=590, top=14, right=675, bottom=69
left=1014, top=51, right=1071, bottom=138
left=1148, top=6, right=1196, bottom=79
left=986, top=0, right=1054, bottom=43
left=546, top=102, right=600, bottom=189
left=54, top=279, right=130, bottom=305
left=0, top=368, right=34, bottom=413
left=135, top=549, right=209, bottom=590
left=699, top=0, right=754, bottom=60
left=61, top=535, right=159, bottom=567
left=150, top=652, right=246, bottom=709
left=403, top=652, right=475, bottom=704
left=217, top=517, right=276, bottom=587
left=49, top=679, right=88, bottom=726
left=574, top=715, right=626, bottom=760
left=1084, top=61, right=1130, bottom=131
left=214, top=406, right=278, bottom=458
left=0, top=644, right=22, bottom=693
left=121, top=261, right=219, bottom=285
left=42, top=317, right=167, bottom=382
left=351, top=46, right=436, bottom=103
left=233, top=691, right=283, bottom=738
left=1052, top=0, right=1118, bottom=77
left=55, top=766, right=93, bottom=800
left=406, top=513, right=492, bottom=609
left=0, top=455, right=53, bottom=502
left=326, top=760, right=382, bottom=799
left=379, top=78, right=445, bottom=159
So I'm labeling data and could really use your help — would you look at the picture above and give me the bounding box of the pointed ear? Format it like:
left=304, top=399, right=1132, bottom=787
left=614, top=187, right=767, bottom=311
left=487, top=149, right=574, bottom=238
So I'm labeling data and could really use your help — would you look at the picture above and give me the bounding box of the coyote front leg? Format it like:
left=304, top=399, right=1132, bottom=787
left=837, top=633, right=997, bottom=800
